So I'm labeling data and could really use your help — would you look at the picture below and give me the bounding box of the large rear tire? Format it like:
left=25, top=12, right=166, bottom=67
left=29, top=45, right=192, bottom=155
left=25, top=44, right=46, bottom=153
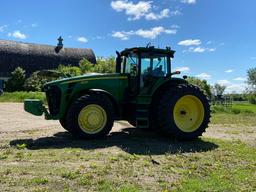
left=59, top=118, right=71, bottom=132
left=157, top=84, right=210, bottom=140
left=65, top=93, right=114, bottom=139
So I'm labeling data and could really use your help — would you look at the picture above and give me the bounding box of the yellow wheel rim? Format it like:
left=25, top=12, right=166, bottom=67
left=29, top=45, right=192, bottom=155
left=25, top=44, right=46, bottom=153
left=173, top=95, right=204, bottom=133
left=78, top=104, right=107, bottom=134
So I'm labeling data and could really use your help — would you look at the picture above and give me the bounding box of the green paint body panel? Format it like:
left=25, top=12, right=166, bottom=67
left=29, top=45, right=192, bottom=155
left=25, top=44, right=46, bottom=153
left=24, top=99, right=44, bottom=116
left=24, top=74, right=186, bottom=120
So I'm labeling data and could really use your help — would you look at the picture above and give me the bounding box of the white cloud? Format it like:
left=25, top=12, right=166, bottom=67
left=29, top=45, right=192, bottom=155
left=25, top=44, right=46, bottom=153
left=136, top=26, right=176, bottom=39
left=112, top=31, right=129, bottom=40
left=145, top=9, right=169, bottom=20
left=77, top=37, right=88, bottom=43
left=184, top=46, right=216, bottom=53
left=0, top=25, right=7, bottom=32
left=217, top=80, right=230, bottom=86
left=178, top=39, right=201, bottom=46
left=8, top=30, right=27, bottom=39
left=179, top=39, right=216, bottom=53
left=111, top=0, right=170, bottom=20
left=175, top=66, right=190, bottom=72
left=112, top=26, right=177, bottom=40
left=225, top=69, right=233, bottom=73
left=234, top=77, right=246, bottom=81
left=225, top=83, right=247, bottom=93
left=181, top=0, right=196, bottom=4
left=196, top=73, right=211, bottom=80
left=213, top=80, right=246, bottom=93
left=192, top=47, right=205, bottom=53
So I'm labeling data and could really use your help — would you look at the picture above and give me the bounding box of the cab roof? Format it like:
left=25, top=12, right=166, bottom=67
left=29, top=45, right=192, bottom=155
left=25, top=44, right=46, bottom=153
left=120, top=46, right=175, bottom=58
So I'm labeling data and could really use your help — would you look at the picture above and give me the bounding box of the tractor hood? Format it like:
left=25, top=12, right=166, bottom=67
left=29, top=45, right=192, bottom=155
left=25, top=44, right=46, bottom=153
left=44, top=73, right=126, bottom=87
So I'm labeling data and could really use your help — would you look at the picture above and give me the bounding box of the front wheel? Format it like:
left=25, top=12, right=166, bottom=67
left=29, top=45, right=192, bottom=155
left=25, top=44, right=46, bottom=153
left=65, top=93, right=114, bottom=139
left=157, top=84, right=211, bottom=140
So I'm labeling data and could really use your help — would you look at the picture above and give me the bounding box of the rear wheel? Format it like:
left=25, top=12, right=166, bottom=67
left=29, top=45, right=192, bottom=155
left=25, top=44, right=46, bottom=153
left=157, top=84, right=210, bottom=140
left=59, top=118, right=71, bottom=132
left=65, top=93, right=114, bottom=139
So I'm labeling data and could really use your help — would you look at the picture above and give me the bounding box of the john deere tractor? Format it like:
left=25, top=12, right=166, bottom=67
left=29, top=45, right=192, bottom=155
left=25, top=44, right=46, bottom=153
left=24, top=46, right=210, bottom=140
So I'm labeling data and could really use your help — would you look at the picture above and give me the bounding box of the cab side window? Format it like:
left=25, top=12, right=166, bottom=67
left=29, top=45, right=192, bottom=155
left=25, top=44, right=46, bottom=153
left=125, top=54, right=138, bottom=76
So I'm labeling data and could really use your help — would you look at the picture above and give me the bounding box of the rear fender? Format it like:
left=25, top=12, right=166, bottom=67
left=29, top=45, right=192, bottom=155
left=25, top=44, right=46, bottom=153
left=151, top=78, right=188, bottom=102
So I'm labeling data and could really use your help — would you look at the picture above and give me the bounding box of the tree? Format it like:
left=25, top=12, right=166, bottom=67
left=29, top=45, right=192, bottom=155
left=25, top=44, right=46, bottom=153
left=213, top=83, right=226, bottom=96
left=247, top=68, right=256, bottom=93
left=187, top=77, right=212, bottom=98
left=5, top=67, right=26, bottom=92
left=94, top=57, right=115, bottom=73
left=79, top=57, right=115, bottom=74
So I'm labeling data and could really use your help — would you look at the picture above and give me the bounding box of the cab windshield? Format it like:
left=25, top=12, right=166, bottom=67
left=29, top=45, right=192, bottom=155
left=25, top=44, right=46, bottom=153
left=141, top=53, right=169, bottom=77
left=120, top=53, right=170, bottom=77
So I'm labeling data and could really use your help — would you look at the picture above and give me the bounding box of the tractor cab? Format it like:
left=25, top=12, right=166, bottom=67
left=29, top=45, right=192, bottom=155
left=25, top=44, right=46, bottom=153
left=116, top=46, right=176, bottom=94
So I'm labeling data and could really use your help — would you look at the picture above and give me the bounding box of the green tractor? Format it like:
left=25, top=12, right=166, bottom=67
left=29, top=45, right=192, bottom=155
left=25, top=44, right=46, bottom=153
left=24, top=46, right=210, bottom=140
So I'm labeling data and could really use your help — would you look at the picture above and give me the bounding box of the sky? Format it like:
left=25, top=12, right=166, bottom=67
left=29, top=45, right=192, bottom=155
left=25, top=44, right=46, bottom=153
left=0, top=0, right=256, bottom=93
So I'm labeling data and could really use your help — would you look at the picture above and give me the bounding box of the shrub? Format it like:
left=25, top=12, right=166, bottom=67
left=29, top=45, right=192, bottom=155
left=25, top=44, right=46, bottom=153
left=244, top=109, right=254, bottom=114
left=248, top=95, right=256, bottom=104
left=23, top=72, right=50, bottom=91
left=79, top=59, right=94, bottom=73
left=231, top=108, right=241, bottom=114
left=5, top=67, right=26, bottom=92
left=57, top=65, right=82, bottom=77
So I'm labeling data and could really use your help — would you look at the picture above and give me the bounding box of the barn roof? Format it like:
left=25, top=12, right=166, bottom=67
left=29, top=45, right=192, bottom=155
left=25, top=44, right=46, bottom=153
left=0, top=39, right=96, bottom=77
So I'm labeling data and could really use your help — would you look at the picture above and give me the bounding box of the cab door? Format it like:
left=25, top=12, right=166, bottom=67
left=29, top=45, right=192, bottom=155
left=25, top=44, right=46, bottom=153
left=124, top=54, right=140, bottom=96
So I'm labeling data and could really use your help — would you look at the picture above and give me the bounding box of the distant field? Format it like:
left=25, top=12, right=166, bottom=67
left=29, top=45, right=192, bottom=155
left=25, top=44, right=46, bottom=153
left=212, top=102, right=256, bottom=114
left=232, top=103, right=256, bottom=113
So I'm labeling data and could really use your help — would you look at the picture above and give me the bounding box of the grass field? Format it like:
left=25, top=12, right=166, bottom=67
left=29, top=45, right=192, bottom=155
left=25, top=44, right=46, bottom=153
left=232, top=103, right=256, bottom=113
left=0, top=92, right=46, bottom=103
left=0, top=136, right=254, bottom=192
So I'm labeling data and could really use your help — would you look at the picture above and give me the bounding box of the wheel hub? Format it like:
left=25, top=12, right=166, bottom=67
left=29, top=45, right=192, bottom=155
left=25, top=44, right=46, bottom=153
left=173, top=95, right=205, bottom=132
left=78, top=104, right=107, bottom=134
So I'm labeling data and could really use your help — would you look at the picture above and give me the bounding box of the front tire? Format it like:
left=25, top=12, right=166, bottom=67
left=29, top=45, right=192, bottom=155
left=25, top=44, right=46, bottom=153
left=65, top=93, right=114, bottom=139
left=157, top=84, right=210, bottom=140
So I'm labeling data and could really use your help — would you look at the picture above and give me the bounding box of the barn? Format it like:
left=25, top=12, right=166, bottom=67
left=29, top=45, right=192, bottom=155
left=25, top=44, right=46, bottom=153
left=0, top=38, right=96, bottom=79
